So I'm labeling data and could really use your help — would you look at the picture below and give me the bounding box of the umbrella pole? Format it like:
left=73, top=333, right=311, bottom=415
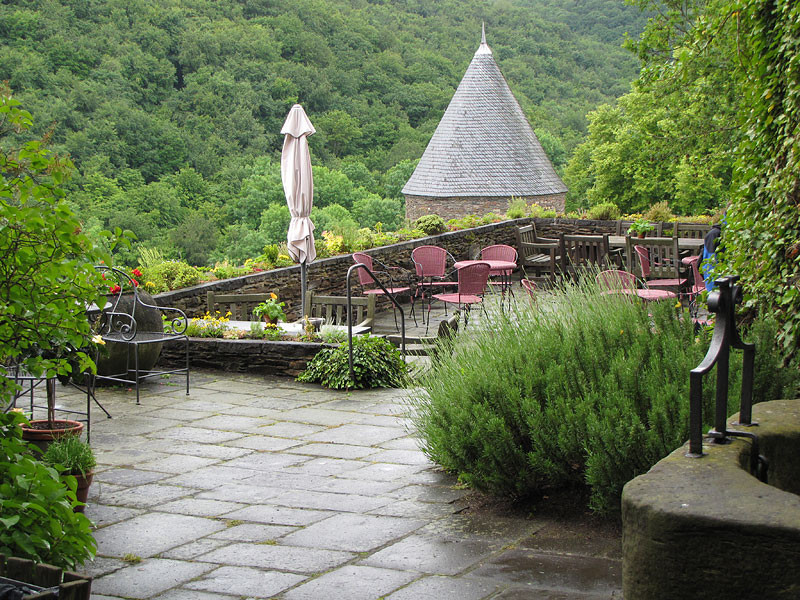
left=300, top=261, right=307, bottom=318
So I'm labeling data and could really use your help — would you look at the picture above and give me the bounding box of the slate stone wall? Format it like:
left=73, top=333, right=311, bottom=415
left=404, top=194, right=566, bottom=221
left=155, top=218, right=617, bottom=319
left=160, top=338, right=334, bottom=378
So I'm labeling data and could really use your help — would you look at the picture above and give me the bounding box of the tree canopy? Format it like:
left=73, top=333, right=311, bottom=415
left=0, top=0, right=645, bottom=264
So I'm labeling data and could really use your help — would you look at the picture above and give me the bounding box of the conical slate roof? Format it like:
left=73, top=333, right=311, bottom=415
left=403, top=32, right=567, bottom=198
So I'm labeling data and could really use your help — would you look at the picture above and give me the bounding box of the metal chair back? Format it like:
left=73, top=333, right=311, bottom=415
left=457, top=262, right=491, bottom=297
left=596, top=269, right=637, bottom=291
left=412, top=245, right=448, bottom=278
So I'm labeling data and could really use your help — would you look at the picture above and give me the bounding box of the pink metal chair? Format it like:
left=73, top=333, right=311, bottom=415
left=520, top=278, right=537, bottom=306
left=432, top=262, right=491, bottom=327
left=411, top=245, right=457, bottom=326
left=596, top=269, right=637, bottom=292
left=682, top=254, right=706, bottom=317
left=480, top=244, right=518, bottom=291
left=352, top=252, right=415, bottom=329
left=597, top=269, right=677, bottom=302
left=633, top=242, right=687, bottom=292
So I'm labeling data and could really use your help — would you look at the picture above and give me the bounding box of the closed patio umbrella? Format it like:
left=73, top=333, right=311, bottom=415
left=281, top=104, right=316, bottom=314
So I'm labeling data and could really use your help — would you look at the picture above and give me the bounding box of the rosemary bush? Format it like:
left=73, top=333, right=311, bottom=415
left=409, top=278, right=797, bottom=513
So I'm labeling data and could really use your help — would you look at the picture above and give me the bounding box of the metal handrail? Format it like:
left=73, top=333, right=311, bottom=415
left=688, top=275, right=757, bottom=464
left=346, top=263, right=406, bottom=382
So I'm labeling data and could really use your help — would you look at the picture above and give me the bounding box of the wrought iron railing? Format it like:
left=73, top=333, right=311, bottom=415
left=687, top=275, right=767, bottom=481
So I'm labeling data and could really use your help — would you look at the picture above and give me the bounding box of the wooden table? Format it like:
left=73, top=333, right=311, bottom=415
left=608, top=236, right=704, bottom=253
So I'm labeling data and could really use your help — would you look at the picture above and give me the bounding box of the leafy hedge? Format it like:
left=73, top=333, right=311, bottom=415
left=298, top=335, right=407, bottom=390
left=409, top=278, right=798, bottom=513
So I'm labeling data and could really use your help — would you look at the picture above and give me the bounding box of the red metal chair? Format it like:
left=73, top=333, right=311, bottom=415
left=432, top=262, right=490, bottom=327
left=352, top=252, right=415, bottom=330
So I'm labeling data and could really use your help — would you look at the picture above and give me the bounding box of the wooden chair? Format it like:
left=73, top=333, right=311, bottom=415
left=674, top=222, right=712, bottom=239
left=302, top=292, right=375, bottom=328
left=616, top=220, right=663, bottom=237
left=516, top=223, right=560, bottom=281
left=559, top=233, right=613, bottom=278
left=207, top=292, right=277, bottom=321
left=628, top=236, right=688, bottom=292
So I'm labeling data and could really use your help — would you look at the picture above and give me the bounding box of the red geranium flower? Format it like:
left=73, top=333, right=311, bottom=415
left=133, top=279, right=139, bottom=287
left=132, top=268, right=143, bottom=277
left=109, top=284, right=121, bottom=294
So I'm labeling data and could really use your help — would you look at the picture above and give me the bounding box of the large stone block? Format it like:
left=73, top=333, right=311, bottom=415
left=622, top=399, right=800, bottom=599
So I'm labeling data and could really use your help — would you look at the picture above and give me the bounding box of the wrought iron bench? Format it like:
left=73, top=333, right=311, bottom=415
left=91, top=266, right=189, bottom=405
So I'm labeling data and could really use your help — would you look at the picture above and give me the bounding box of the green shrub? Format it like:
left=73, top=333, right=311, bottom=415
left=505, top=198, right=528, bottom=219
left=643, top=201, right=674, bottom=222
left=142, top=260, right=202, bottom=293
left=586, top=202, right=622, bottom=221
left=298, top=335, right=407, bottom=389
left=210, top=261, right=250, bottom=280
left=0, top=413, right=96, bottom=568
left=408, top=278, right=798, bottom=513
left=260, top=244, right=280, bottom=264
left=414, top=215, right=448, bottom=236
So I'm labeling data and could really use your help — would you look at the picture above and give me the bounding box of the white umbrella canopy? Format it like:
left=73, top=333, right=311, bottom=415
left=281, top=104, right=316, bottom=312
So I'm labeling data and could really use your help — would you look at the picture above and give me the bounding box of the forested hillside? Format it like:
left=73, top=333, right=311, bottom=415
left=0, top=0, right=645, bottom=265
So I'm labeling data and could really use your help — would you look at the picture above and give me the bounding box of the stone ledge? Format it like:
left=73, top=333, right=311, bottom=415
left=622, top=399, right=800, bottom=599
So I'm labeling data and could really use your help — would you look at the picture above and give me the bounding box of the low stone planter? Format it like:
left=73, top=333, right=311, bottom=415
left=160, top=337, right=336, bottom=377
left=622, top=399, right=800, bottom=599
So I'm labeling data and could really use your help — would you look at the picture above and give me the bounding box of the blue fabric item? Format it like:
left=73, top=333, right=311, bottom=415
left=702, top=224, right=722, bottom=291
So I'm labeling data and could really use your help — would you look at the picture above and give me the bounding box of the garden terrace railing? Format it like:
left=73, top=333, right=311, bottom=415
left=687, top=276, right=766, bottom=481
left=346, top=263, right=406, bottom=381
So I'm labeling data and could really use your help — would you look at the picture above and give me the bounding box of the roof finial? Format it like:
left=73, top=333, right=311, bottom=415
left=477, top=21, right=492, bottom=54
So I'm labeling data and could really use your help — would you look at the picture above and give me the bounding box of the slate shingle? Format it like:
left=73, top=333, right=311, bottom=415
left=402, top=36, right=567, bottom=198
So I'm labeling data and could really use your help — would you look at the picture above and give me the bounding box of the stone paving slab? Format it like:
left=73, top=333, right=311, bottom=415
left=184, top=566, right=306, bottom=598
left=91, top=558, right=216, bottom=599
left=196, top=542, right=354, bottom=572
left=281, top=565, right=418, bottom=600
left=44, top=370, right=623, bottom=599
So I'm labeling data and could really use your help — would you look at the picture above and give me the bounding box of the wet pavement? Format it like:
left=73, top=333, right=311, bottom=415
left=51, top=356, right=620, bottom=598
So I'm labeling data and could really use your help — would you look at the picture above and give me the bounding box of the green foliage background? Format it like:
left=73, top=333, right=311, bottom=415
left=0, top=0, right=645, bottom=264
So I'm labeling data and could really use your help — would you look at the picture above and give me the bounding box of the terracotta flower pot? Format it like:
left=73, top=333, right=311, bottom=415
left=72, top=471, right=94, bottom=512
left=20, top=419, right=84, bottom=453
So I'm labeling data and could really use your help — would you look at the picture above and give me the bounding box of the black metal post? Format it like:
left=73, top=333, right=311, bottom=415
left=346, top=264, right=406, bottom=383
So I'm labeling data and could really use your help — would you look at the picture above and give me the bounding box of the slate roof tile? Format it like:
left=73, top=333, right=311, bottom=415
left=403, top=36, right=567, bottom=198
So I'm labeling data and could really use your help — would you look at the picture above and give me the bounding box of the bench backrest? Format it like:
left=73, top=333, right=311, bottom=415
left=303, top=292, right=375, bottom=328
left=206, top=292, right=278, bottom=321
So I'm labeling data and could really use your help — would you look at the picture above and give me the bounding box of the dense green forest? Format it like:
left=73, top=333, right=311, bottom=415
left=0, top=0, right=645, bottom=265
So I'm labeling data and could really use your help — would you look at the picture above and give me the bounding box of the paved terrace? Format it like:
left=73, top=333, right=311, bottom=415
left=49, top=365, right=621, bottom=600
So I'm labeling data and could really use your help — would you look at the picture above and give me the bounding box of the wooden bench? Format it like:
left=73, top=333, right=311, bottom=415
left=515, top=223, right=560, bottom=280
left=302, top=292, right=375, bottom=328
left=206, top=292, right=278, bottom=321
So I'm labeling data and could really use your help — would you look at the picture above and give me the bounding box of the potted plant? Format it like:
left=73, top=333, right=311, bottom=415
left=627, top=218, right=656, bottom=238
left=41, top=433, right=97, bottom=513
left=252, top=293, right=287, bottom=324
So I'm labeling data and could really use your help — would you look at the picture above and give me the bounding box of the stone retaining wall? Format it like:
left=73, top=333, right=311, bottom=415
left=621, top=399, right=800, bottom=599
left=156, top=217, right=618, bottom=318
left=160, top=338, right=335, bottom=378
